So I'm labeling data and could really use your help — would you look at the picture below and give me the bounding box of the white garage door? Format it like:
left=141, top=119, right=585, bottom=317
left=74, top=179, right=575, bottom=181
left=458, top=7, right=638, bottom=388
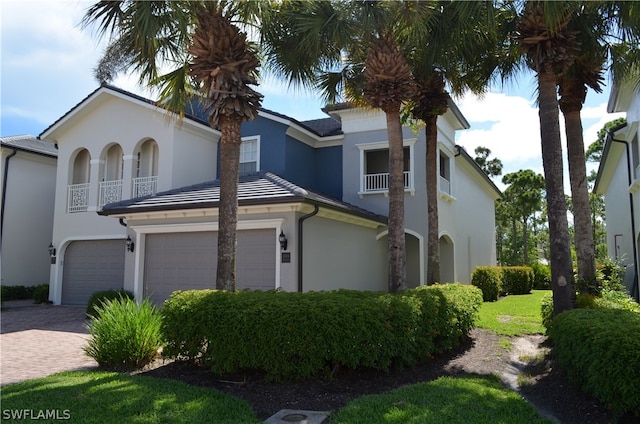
left=62, top=240, right=125, bottom=305
left=144, top=229, right=276, bottom=304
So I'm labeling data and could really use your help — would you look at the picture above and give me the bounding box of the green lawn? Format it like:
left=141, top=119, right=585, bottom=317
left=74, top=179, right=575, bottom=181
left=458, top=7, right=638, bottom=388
left=0, top=371, right=261, bottom=424
left=476, top=290, right=549, bottom=336
left=332, top=375, right=552, bottom=424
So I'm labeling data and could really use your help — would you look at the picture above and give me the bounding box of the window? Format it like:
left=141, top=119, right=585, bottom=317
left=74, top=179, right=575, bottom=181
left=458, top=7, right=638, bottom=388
left=240, top=136, right=259, bottom=174
left=357, top=140, right=415, bottom=195
left=439, top=151, right=451, bottom=195
left=632, top=133, right=639, bottom=179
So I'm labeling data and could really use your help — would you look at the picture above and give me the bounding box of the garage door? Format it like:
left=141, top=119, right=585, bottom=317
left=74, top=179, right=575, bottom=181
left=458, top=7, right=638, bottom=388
left=62, top=240, right=125, bottom=305
left=144, top=229, right=276, bottom=304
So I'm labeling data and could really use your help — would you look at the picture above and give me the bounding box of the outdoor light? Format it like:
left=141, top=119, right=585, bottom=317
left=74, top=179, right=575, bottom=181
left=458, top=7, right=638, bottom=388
left=278, top=230, right=288, bottom=251
left=126, top=235, right=135, bottom=252
left=48, top=242, right=56, bottom=257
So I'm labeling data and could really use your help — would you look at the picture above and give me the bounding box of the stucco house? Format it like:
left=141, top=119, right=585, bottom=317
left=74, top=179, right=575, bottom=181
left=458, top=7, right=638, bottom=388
left=41, top=85, right=500, bottom=305
left=1, top=135, right=57, bottom=287
left=594, top=80, right=640, bottom=301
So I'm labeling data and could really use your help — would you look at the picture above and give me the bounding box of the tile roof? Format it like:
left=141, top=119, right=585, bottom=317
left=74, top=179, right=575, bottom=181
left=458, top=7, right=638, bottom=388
left=1, top=134, right=58, bottom=157
left=100, top=171, right=386, bottom=224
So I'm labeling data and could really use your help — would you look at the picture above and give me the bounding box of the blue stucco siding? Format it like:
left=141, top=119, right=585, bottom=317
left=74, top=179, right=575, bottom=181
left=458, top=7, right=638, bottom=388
left=313, top=146, right=342, bottom=199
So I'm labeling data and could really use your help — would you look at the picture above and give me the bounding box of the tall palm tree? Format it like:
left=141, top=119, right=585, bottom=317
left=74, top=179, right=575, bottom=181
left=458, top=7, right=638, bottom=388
left=400, top=0, right=516, bottom=285
left=515, top=1, right=579, bottom=315
left=559, top=1, right=640, bottom=293
left=82, top=1, right=266, bottom=291
left=262, top=1, right=415, bottom=291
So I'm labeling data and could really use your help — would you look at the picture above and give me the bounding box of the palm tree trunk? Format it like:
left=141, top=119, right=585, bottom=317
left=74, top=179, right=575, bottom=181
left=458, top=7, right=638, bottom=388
left=425, top=114, right=440, bottom=285
left=538, top=68, right=575, bottom=315
left=216, top=115, right=242, bottom=291
left=386, top=108, right=406, bottom=292
left=523, top=218, right=529, bottom=265
left=563, top=106, right=597, bottom=289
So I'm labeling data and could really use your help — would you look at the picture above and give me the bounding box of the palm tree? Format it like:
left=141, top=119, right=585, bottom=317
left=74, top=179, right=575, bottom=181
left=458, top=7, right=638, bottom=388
left=515, top=1, right=579, bottom=315
left=558, top=1, right=640, bottom=293
left=262, top=1, right=415, bottom=291
left=82, top=1, right=266, bottom=291
left=399, top=0, right=516, bottom=285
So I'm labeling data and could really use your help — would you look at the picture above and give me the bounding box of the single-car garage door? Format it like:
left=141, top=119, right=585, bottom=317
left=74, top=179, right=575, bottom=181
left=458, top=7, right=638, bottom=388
left=144, top=229, right=276, bottom=304
left=62, top=240, right=125, bottom=305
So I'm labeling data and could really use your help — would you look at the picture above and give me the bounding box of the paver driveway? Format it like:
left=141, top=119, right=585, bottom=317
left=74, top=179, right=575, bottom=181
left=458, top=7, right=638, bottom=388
left=1, top=301, right=97, bottom=386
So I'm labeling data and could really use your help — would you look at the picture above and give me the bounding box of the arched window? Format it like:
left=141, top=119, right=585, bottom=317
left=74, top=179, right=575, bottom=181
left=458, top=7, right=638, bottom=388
left=68, top=149, right=91, bottom=213
left=133, top=139, right=159, bottom=197
left=99, top=144, right=124, bottom=208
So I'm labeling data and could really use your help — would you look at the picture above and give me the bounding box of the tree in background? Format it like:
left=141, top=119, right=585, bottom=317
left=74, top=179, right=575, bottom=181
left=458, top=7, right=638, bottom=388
left=500, top=170, right=546, bottom=265
left=474, top=146, right=503, bottom=178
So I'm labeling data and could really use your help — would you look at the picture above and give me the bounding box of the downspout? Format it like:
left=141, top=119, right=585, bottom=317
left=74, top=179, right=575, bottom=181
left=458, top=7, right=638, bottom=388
left=608, top=130, right=640, bottom=302
left=1, top=148, right=18, bottom=251
left=297, top=204, right=319, bottom=292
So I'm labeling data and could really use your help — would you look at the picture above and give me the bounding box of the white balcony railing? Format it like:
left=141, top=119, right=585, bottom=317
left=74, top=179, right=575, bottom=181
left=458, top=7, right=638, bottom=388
left=363, top=171, right=412, bottom=192
left=132, top=176, right=158, bottom=198
left=67, top=183, right=90, bottom=213
left=440, top=176, right=451, bottom=195
left=99, top=179, right=123, bottom=208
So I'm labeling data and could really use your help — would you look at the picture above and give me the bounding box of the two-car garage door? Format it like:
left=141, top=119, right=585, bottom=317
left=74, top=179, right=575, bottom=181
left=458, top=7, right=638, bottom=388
left=144, top=229, right=276, bottom=304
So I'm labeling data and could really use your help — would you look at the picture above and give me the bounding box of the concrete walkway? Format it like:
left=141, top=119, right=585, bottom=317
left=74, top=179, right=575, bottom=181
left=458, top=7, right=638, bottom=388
left=1, top=301, right=97, bottom=386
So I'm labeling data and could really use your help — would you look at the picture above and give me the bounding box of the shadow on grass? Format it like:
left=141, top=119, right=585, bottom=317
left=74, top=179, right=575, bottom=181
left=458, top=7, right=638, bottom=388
left=0, top=371, right=261, bottom=424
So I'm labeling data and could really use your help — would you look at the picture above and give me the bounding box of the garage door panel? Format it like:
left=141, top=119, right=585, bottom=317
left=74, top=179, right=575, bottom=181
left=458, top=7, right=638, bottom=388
left=62, top=240, right=125, bottom=305
left=144, top=229, right=276, bottom=304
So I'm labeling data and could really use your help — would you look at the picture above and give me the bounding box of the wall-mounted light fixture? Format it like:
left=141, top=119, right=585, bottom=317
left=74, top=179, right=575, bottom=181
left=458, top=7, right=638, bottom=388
left=278, top=230, right=288, bottom=251
left=48, top=242, right=56, bottom=257
left=126, top=236, right=135, bottom=252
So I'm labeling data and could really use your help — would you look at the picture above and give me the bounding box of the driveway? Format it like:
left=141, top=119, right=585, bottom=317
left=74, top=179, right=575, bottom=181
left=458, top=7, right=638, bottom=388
left=1, top=301, right=97, bottom=386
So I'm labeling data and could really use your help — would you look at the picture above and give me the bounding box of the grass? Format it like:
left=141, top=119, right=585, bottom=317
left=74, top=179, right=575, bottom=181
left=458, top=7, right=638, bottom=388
left=476, top=290, right=549, bottom=336
left=0, top=371, right=261, bottom=424
left=331, top=375, right=552, bottom=424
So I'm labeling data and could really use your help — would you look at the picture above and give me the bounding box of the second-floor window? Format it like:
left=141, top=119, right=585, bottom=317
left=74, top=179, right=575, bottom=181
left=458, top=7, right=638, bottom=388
left=439, top=151, right=451, bottom=195
left=357, top=139, right=415, bottom=195
left=240, top=136, right=260, bottom=174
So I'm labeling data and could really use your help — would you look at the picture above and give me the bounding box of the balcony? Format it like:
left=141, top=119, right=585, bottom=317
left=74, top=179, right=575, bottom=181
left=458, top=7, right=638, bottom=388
left=99, top=179, right=123, bottom=208
left=132, top=176, right=158, bottom=198
left=362, top=171, right=412, bottom=193
left=67, top=183, right=90, bottom=213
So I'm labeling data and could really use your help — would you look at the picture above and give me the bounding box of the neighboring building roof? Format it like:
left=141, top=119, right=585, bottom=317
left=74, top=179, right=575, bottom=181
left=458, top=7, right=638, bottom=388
left=40, top=84, right=342, bottom=140
left=100, top=171, right=387, bottom=224
left=0, top=134, right=57, bottom=157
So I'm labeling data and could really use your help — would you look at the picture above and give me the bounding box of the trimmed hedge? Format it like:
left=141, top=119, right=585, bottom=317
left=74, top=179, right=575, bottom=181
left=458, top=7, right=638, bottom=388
left=1, top=284, right=49, bottom=303
left=550, top=308, right=640, bottom=418
left=530, top=262, right=551, bottom=290
left=471, top=267, right=502, bottom=301
left=501, top=266, right=534, bottom=295
left=161, top=284, right=482, bottom=382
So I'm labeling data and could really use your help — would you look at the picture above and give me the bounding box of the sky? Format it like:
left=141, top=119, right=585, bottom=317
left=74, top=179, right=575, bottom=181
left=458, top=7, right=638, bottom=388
left=1, top=0, right=626, bottom=191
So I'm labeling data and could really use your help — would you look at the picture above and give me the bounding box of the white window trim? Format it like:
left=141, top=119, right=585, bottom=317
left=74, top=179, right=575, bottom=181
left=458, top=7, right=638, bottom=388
left=356, top=138, right=416, bottom=197
left=438, top=143, right=456, bottom=202
left=241, top=135, right=260, bottom=172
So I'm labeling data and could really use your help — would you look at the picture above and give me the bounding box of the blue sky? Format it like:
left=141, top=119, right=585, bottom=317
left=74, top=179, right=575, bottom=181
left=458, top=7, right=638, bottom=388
left=1, top=0, right=626, bottom=189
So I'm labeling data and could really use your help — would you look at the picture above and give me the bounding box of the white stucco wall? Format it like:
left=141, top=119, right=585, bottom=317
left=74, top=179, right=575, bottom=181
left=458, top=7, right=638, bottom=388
left=1, top=149, right=56, bottom=286
left=302, top=215, right=387, bottom=292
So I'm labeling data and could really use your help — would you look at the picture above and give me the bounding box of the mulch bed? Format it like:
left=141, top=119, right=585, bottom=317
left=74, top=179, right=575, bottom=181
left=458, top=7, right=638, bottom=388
left=140, top=328, right=639, bottom=423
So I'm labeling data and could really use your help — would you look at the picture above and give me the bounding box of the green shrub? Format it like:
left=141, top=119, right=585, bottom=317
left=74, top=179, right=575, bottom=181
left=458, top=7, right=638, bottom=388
left=529, top=262, right=551, bottom=290
left=550, top=308, right=640, bottom=418
left=502, top=266, right=534, bottom=295
left=32, top=284, right=50, bottom=304
left=471, top=266, right=502, bottom=301
left=161, top=284, right=482, bottom=382
left=540, top=293, right=554, bottom=332
left=1, top=285, right=34, bottom=301
left=84, top=298, right=163, bottom=370
left=86, top=289, right=134, bottom=318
